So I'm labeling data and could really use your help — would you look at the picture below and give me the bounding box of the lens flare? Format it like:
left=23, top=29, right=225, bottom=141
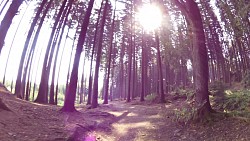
left=137, top=4, right=162, bottom=31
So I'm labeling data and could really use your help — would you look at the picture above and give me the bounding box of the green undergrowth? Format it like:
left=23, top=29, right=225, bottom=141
left=210, top=81, right=250, bottom=119
left=213, top=90, right=250, bottom=117
left=145, top=93, right=158, bottom=102
left=173, top=107, right=196, bottom=124
left=174, top=88, right=195, bottom=101
left=173, top=81, right=250, bottom=124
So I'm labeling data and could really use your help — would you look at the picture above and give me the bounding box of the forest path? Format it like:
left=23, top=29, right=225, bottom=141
left=0, top=82, right=250, bottom=141
left=83, top=100, right=250, bottom=141
left=84, top=100, right=191, bottom=141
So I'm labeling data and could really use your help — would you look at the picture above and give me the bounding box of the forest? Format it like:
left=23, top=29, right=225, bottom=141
left=0, top=0, right=250, bottom=140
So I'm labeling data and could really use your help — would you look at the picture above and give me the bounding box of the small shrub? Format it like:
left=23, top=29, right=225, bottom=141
left=172, top=88, right=195, bottom=101
left=145, top=93, right=158, bottom=102
left=222, top=90, right=250, bottom=111
left=173, top=106, right=197, bottom=124
left=212, top=89, right=250, bottom=118
left=209, top=81, right=226, bottom=97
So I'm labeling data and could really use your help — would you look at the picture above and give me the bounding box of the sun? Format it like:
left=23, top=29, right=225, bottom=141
left=137, top=4, right=162, bottom=31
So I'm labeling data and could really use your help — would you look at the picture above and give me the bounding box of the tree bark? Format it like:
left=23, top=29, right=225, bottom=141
left=155, top=31, right=165, bottom=103
left=140, top=32, right=145, bottom=102
left=172, top=0, right=212, bottom=119
left=91, top=0, right=109, bottom=108
left=2, top=2, right=29, bottom=85
left=103, top=2, right=116, bottom=104
left=36, top=0, right=69, bottom=103
left=15, top=0, right=48, bottom=99
left=0, top=0, right=23, bottom=53
left=87, top=0, right=105, bottom=105
left=49, top=3, right=72, bottom=105
left=61, top=0, right=95, bottom=112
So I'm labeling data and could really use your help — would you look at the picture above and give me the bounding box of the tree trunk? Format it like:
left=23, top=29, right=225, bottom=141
left=0, top=0, right=10, bottom=15
left=24, top=46, right=36, bottom=101
left=103, top=2, right=116, bottom=104
left=87, top=0, right=105, bottom=105
left=91, top=0, right=109, bottom=108
left=0, top=0, right=23, bottom=53
left=15, top=0, right=48, bottom=99
left=3, top=2, right=29, bottom=85
left=36, top=0, right=69, bottom=103
left=155, top=31, right=165, bottom=103
left=173, top=0, right=212, bottom=119
left=140, top=32, right=145, bottom=102
left=79, top=53, right=87, bottom=104
left=60, top=0, right=95, bottom=112
left=22, top=0, right=53, bottom=99
left=55, top=27, right=70, bottom=105
left=49, top=4, right=72, bottom=105
left=119, top=37, right=125, bottom=100
left=65, top=35, right=76, bottom=94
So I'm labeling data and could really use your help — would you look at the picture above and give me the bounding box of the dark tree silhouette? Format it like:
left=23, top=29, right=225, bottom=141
left=155, top=30, right=165, bottom=103
left=35, top=0, right=69, bottom=103
left=15, top=0, right=48, bottom=99
left=0, top=0, right=23, bottom=53
left=140, top=31, right=145, bottom=102
left=49, top=2, right=72, bottom=105
left=91, top=0, right=109, bottom=108
left=103, top=1, right=116, bottom=104
left=87, top=0, right=105, bottom=105
left=61, top=0, right=95, bottom=112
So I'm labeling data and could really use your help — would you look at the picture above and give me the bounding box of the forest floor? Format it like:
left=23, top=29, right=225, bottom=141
left=1, top=84, right=250, bottom=141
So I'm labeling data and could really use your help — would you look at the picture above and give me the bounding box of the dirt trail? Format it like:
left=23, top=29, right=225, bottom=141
left=0, top=84, right=250, bottom=141
left=83, top=100, right=250, bottom=141
left=85, top=100, right=193, bottom=141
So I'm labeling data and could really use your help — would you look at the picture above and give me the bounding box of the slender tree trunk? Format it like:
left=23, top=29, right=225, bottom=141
left=55, top=27, right=70, bottom=105
left=0, top=0, right=9, bottom=15
left=15, top=0, right=48, bottom=98
left=87, top=0, right=105, bottom=105
left=10, top=79, right=13, bottom=93
left=119, top=37, right=125, bottom=100
left=61, top=0, right=95, bottom=112
left=110, top=56, right=116, bottom=101
left=65, top=35, right=76, bottom=93
left=23, top=48, right=35, bottom=100
left=49, top=4, right=72, bottom=105
left=132, top=28, right=136, bottom=99
left=36, top=0, right=69, bottom=103
left=0, top=0, right=23, bottom=52
left=91, top=0, right=109, bottom=108
left=25, top=80, right=30, bottom=101
left=31, top=39, right=45, bottom=101
left=127, top=1, right=134, bottom=102
left=103, top=2, right=116, bottom=104
left=79, top=53, right=87, bottom=104
left=231, top=41, right=240, bottom=81
left=140, top=32, right=145, bottom=102
left=2, top=2, right=29, bottom=85
left=22, top=0, right=53, bottom=100
left=155, top=31, right=165, bottom=103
